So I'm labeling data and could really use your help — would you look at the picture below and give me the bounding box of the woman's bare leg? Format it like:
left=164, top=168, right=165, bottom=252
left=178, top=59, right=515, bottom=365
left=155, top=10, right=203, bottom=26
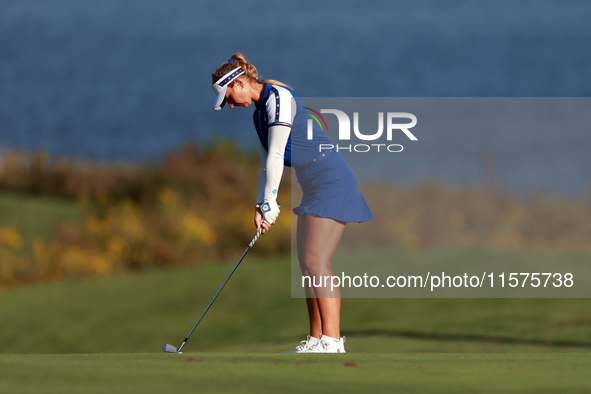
left=297, top=214, right=322, bottom=339
left=297, top=213, right=346, bottom=339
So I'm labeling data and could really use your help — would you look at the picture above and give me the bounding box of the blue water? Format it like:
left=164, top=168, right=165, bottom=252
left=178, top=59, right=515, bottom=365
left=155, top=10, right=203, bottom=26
left=1, top=0, right=590, bottom=192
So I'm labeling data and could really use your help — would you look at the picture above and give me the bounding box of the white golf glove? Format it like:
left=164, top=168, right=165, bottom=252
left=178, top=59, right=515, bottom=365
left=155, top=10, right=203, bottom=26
left=261, top=200, right=280, bottom=223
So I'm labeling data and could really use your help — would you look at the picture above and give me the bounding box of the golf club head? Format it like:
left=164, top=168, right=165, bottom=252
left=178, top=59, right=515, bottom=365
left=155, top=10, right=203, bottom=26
left=162, top=343, right=181, bottom=353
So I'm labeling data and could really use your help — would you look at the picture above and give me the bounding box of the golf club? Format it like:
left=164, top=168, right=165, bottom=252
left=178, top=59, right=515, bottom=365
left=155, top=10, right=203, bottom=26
left=163, top=221, right=266, bottom=353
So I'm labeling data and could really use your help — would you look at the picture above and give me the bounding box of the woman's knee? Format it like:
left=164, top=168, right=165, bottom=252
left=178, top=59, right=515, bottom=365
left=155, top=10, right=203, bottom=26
left=302, top=257, right=332, bottom=275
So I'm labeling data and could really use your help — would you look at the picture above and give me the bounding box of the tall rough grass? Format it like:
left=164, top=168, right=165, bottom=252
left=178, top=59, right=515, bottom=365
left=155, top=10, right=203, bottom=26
left=0, top=142, right=291, bottom=288
left=344, top=182, right=591, bottom=251
left=1, top=143, right=590, bottom=288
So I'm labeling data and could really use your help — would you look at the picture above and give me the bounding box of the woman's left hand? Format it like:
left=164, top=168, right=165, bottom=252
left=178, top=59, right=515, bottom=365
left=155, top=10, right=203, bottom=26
left=261, top=200, right=280, bottom=223
left=254, top=208, right=272, bottom=234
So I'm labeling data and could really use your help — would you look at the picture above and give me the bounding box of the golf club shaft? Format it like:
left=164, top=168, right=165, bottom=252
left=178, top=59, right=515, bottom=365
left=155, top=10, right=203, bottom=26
left=176, top=223, right=265, bottom=352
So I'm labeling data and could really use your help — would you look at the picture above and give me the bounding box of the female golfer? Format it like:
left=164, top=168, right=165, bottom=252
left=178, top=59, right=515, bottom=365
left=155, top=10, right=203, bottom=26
left=211, top=53, right=372, bottom=353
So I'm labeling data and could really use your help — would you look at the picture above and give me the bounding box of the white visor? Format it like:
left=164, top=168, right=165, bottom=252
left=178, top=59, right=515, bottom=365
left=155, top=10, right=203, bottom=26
left=212, top=67, right=245, bottom=110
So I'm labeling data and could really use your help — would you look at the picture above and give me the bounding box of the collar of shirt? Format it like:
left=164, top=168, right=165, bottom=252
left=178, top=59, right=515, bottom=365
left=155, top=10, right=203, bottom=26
left=255, top=83, right=272, bottom=110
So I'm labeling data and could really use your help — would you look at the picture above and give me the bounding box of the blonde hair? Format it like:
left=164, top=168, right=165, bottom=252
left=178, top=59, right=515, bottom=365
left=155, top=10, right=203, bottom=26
left=212, top=53, right=293, bottom=90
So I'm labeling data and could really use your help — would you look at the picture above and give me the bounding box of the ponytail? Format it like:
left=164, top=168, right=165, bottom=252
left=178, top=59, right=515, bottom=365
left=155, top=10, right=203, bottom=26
left=213, top=53, right=293, bottom=90
left=261, top=79, right=293, bottom=90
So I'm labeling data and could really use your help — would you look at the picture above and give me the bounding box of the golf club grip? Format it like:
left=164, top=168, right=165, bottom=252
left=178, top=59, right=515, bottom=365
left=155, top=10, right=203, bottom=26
left=249, top=222, right=264, bottom=247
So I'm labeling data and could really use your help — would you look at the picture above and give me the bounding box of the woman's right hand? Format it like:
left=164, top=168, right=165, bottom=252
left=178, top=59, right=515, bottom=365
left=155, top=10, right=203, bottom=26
left=254, top=208, right=272, bottom=234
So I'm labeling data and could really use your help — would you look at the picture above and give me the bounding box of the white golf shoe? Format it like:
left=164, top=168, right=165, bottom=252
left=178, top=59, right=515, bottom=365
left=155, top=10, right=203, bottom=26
left=281, top=335, right=321, bottom=353
left=319, top=335, right=347, bottom=353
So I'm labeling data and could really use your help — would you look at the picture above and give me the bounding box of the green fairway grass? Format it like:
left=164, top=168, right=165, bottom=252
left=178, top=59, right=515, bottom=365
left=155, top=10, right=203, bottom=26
left=224, top=335, right=591, bottom=354
left=1, top=353, right=591, bottom=394
left=1, top=250, right=591, bottom=354
left=2, top=249, right=591, bottom=392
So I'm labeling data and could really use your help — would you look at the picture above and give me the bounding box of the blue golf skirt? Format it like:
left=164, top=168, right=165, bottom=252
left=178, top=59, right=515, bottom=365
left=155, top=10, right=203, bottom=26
left=292, top=150, right=373, bottom=223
